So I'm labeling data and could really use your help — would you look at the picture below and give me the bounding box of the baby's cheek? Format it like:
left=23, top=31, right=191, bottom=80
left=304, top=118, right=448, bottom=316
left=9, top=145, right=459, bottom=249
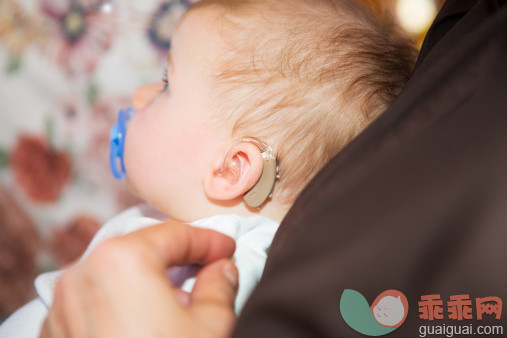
left=124, top=176, right=140, bottom=196
left=125, top=113, right=151, bottom=157
left=123, top=122, right=137, bottom=168
left=123, top=119, right=148, bottom=184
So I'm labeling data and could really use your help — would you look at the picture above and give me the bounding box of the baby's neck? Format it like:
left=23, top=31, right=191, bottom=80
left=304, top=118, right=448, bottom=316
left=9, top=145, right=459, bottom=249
left=163, top=198, right=289, bottom=224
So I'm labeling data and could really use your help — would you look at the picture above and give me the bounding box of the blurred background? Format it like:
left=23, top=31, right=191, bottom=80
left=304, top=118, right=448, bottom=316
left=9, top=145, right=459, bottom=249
left=0, top=0, right=443, bottom=322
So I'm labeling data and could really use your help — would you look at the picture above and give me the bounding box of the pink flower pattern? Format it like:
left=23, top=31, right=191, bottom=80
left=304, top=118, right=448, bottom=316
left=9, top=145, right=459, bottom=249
left=10, top=135, right=72, bottom=203
left=0, top=0, right=194, bottom=322
left=40, top=0, right=116, bottom=75
left=0, top=185, right=40, bottom=317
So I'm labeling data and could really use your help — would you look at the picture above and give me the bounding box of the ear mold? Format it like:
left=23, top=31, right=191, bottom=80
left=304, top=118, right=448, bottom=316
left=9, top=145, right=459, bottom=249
left=218, top=137, right=280, bottom=209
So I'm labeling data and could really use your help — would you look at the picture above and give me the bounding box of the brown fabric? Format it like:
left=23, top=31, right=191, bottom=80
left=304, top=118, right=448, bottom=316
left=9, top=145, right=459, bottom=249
left=232, top=0, right=507, bottom=337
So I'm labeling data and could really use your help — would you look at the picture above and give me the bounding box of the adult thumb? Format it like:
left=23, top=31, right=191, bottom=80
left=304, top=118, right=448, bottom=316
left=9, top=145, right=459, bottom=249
left=191, top=259, right=239, bottom=310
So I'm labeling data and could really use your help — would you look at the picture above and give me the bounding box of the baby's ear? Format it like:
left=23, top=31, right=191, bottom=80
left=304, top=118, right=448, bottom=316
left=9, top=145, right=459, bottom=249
left=204, top=141, right=264, bottom=202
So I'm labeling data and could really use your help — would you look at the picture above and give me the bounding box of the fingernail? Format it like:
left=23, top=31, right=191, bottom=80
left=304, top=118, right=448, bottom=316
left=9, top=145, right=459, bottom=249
left=223, top=262, right=238, bottom=288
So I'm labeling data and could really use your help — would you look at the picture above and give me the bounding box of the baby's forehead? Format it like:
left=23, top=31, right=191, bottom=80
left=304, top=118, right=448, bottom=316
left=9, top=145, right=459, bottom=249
left=167, top=6, right=228, bottom=84
left=171, top=6, right=226, bottom=60
left=174, top=6, right=223, bottom=43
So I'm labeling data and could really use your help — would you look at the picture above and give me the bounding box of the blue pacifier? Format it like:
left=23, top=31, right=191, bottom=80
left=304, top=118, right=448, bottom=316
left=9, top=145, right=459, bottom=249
left=109, top=108, right=134, bottom=179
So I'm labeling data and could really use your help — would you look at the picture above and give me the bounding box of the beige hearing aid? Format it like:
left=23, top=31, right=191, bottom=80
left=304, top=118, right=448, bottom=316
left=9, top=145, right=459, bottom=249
left=219, top=137, right=279, bottom=208
left=244, top=146, right=279, bottom=208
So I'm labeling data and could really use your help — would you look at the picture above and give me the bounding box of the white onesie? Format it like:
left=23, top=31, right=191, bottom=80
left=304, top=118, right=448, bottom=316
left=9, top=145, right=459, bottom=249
left=0, top=204, right=279, bottom=338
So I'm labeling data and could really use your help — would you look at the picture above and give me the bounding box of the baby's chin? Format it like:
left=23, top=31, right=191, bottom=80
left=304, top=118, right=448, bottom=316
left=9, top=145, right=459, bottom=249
left=124, top=177, right=141, bottom=197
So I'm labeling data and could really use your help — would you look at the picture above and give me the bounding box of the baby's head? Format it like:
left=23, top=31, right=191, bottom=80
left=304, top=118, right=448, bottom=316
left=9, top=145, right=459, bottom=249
left=123, top=0, right=416, bottom=222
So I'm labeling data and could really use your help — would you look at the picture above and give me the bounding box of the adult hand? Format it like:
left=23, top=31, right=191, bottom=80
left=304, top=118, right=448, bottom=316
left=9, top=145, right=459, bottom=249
left=40, top=220, right=239, bottom=338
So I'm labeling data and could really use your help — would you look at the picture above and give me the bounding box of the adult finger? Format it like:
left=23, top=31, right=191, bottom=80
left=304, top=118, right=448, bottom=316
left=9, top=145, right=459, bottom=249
left=191, top=259, right=239, bottom=309
left=119, top=220, right=236, bottom=269
left=189, top=259, right=239, bottom=337
left=175, top=289, right=191, bottom=307
left=39, top=318, right=49, bottom=338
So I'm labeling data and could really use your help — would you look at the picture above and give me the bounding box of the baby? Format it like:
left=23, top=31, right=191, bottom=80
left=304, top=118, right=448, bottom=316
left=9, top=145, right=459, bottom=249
left=0, top=0, right=415, bottom=336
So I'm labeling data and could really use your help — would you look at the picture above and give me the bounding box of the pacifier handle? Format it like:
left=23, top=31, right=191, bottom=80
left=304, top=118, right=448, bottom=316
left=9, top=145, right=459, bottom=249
left=109, top=108, right=134, bottom=179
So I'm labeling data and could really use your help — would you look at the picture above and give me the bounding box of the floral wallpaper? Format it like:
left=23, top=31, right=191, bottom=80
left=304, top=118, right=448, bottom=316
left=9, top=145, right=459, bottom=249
left=0, top=0, right=195, bottom=321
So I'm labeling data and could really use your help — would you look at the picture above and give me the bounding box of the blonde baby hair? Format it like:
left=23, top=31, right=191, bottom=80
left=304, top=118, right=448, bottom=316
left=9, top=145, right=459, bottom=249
left=189, top=0, right=417, bottom=206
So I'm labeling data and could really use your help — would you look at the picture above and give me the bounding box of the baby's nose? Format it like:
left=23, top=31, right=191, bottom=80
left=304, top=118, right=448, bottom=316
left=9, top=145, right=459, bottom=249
left=132, top=83, right=163, bottom=111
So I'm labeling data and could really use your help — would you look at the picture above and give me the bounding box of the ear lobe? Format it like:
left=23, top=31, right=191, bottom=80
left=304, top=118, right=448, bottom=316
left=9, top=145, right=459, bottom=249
left=204, top=142, right=264, bottom=202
